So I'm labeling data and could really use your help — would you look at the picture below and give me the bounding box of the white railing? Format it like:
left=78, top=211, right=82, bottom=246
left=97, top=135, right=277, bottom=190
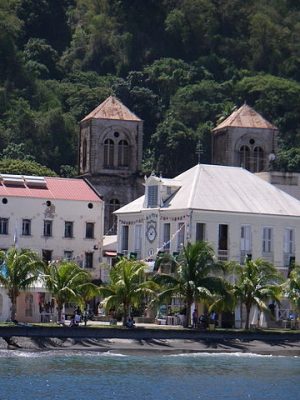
left=218, top=250, right=229, bottom=261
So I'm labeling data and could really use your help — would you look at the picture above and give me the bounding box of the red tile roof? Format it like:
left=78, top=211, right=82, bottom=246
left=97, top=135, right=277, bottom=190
left=81, top=96, right=141, bottom=122
left=0, top=177, right=102, bottom=202
left=213, top=104, right=277, bottom=133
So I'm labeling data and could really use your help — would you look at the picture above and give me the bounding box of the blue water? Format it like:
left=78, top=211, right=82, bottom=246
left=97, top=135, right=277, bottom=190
left=0, top=350, right=299, bottom=400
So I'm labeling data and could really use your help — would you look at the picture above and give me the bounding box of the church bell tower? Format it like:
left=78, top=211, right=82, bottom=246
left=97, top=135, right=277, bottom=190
left=79, top=96, right=144, bottom=234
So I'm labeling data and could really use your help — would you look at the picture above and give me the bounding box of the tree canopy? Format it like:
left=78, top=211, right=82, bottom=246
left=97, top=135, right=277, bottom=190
left=0, top=0, right=299, bottom=176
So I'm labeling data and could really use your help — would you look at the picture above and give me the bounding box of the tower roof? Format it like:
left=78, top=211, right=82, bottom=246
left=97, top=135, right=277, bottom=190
left=81, top=96, right=141, bottom=122
left=213, top=104, right=277, bottom=133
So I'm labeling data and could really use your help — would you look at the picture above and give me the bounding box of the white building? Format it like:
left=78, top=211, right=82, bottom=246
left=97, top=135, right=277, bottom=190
left=115, top=164, right=300, bottom=271
left=115, top=163, right=300, bottom=326
left=0, top=174, right=104, bottom=322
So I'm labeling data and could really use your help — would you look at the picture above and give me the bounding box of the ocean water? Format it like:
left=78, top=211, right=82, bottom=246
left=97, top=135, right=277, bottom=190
left=0, top=350, right=299, bottom=400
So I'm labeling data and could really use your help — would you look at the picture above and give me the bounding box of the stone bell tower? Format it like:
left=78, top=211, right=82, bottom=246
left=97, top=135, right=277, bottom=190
left=212, top=104, right=278, bottom=173
left=79, top=96, right=144, bottom=234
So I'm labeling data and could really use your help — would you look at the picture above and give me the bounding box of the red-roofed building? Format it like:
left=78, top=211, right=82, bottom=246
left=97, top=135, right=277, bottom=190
left=0, top=174, right=104, bottom=322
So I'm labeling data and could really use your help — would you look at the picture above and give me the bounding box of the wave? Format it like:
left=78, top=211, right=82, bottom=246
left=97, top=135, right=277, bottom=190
left=0, top=349, right=127, bottom=358
left=165, top=352, right=286, bottom=358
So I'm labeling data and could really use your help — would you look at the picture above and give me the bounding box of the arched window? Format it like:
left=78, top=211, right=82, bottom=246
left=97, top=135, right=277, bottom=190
left=82, top=138, right=87, bottom=170
left=104, top=139, right=114, bottom=167
left=107, top=198, right=120, bottom=234
left=118, top=140, right=129, bottom=167
left=254, top=147, right=264, bottom=172
left=239, top=145, right=251, bottom=170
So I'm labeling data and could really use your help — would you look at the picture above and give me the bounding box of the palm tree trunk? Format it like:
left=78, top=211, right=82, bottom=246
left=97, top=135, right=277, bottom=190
left=10, top=297, right=17, bottom=322
left=123, top=304, right=127, bottom=326
left=57, top=306, right=63, bottom=324
left=185, top=302, right=191, bottom=328
left=245, top=305, right=251, bottom=330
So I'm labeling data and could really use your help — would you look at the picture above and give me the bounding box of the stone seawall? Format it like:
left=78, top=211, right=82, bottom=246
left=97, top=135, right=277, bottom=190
left=1, top=326, right=299, bottom=342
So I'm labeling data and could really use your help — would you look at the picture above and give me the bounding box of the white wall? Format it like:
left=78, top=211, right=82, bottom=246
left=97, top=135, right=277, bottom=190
left=0, top=196, right=104, bottom=279
left=117, top=209, right=300, bottom=270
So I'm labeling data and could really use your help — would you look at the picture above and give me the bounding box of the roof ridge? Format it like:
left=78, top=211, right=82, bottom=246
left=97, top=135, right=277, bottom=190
left=213, top=103, right=277, bottom=132
left=187, top=164, right=201, bottom=208
left=81, top=95, right=141, bottom=122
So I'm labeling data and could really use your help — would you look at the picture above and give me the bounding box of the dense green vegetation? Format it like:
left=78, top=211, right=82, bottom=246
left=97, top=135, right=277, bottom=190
left=1, top=0, right=300, bottom=176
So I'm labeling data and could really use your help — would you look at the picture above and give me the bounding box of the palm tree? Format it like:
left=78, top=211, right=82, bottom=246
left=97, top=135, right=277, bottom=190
left=98, top=258, right=158, bottom=326
left=0, top=247, right=43, bottom=321
left=285, top=265, right=300, bottom=315
left=154, top=241, right=231, bottom=327
left=233, top=258, right=283, bottom=330
left=43, top=260, right=96, bottom=323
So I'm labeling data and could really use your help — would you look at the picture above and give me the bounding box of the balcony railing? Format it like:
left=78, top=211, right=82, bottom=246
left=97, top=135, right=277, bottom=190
left=218, top=249, right=229, bottom=261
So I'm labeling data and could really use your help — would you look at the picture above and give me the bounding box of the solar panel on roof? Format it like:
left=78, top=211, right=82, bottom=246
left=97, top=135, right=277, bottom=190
left=0, top=174, right=25, bottom=186
left=24, top=175, right=47, bottom=188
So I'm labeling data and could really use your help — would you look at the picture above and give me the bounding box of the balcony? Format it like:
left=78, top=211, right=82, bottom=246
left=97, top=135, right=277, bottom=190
left=218, top=249, right=229, bottom=261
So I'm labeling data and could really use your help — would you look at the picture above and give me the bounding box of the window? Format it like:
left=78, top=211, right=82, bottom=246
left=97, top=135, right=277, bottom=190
left=177, top=223, right=185, bottom=250
left=147, top=185, right=158, bottom=208
left=284, top=228, right=295, bottom=267
left=262, top=227, right=273, bottom=253
left=241, top=225, right=252, bottom=263
left=241, top=225, right=251, bottom=251
left=85, top=222, right=94, bottom=239
left=0, top=218, right=8, bottom=235
left=196, top=223, right=206, bottom=242
left=121, top=225, right=129, bottom=252
left=218, top=224, right=228, bottom=250
left=64, top=221, right=73, bottom=238
left=104, top=139, right=114, bottom=167
left=163, top=223, right=171, bottom=250
left=107, top=199, right=120, bottom=234
left=22, top=219, right=31, bottom=236
left=64, top=251, right=73, bottom=260
left=42, top=249, right=52, bottom=263
left=254, top=147, right=264, bottom=172
left=43, top=220, right=52, bottom=237
left=240, top=146, right=251, bottom=170
left=85, top=252, right=93, bottom=268
left=82, top=138, right=87, bottom=170
left=284, top=228, right=294, bottom=254
left=118, top=140, right=129, bottom=167
left=134, top=224, right=142, bottom=253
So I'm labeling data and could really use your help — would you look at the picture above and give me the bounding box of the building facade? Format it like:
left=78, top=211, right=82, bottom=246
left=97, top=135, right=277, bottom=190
left=78, top=96, right=144, bottom=234
left=0, top=174, right=104, bottom=322
left=115, top=164, right=300, bottom=327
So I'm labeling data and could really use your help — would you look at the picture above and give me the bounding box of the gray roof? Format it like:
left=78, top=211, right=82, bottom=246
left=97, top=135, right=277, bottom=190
left=115, top=164, right=300, bottom=216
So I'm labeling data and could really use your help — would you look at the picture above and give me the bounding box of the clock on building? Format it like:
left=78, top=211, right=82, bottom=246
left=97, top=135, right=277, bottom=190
left=146, top=222, right=157, bottom=242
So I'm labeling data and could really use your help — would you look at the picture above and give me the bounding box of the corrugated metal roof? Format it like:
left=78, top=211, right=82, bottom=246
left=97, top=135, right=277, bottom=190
left=81, top=96, right=141, bottom=122
left=115, top=164, right=300, bottom=217
left=213, top=104, right=277, bottom=132
left=0, top=176, right=102, bottom=202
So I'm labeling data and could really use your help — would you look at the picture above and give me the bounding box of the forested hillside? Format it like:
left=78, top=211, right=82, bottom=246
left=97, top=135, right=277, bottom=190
left=1, top=0, right=300, bottom=177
